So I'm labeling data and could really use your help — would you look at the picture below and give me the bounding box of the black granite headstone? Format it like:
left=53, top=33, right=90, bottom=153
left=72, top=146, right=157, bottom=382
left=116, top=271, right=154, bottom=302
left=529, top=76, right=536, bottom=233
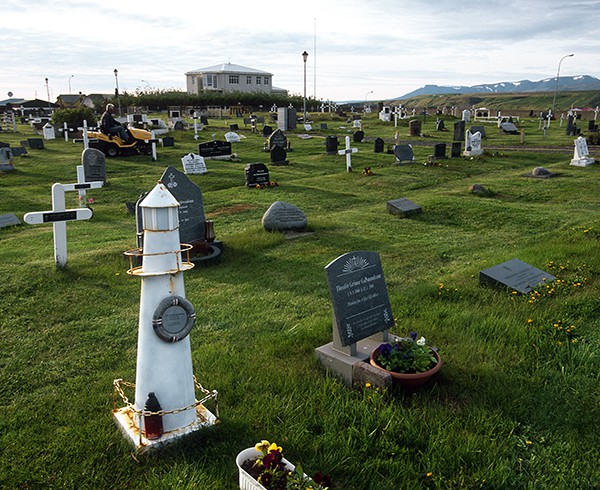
left=262, top=125, right=273, bottom=137
left=0, top=213, right=21, bottom=228
left=159, top=165, right=206, bottom=243
left=480, top=259, right=556, bottom=294
left=374, top=137, right=384, bottom=153
left=82, top=148, right=106, bottom=184
left=409, top=120, right=421, bottom=137
left=11, top=146, right=27, bottom=157
left=200, top=115, right=209, bottom=125
left=320, top=123, right=328, bottom=130
left=453, top=120, right=465, bottom=142
left=27, top=138, right=44, bottom=149
left=325, top=250, right=394, bottom=347
left=353, top=130, right=365, bottom=143
left=245, top=163, right=270, bottom=187
left=270, top=145, right=288, bottom=165
left=500, top=122, right=519, bottom=134
left=198, top=140, right=232, bottom=158
left=435, top=119, right=445, bottom=131
left=325, top=135, right=339, bottom=155
left=229, top=123, right=239, bottom=131
left=434, top=143, right=446, bottom=159
left=451, top=142, right=462, bottom=158
left=471, top=125, right=486, bottom=138
left=162, top=136, right=174, bottom=147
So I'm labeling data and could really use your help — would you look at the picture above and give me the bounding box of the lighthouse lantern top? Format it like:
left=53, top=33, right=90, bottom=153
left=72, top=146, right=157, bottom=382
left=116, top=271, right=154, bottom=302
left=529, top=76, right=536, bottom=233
left=140, top=183, right=179, bottom=231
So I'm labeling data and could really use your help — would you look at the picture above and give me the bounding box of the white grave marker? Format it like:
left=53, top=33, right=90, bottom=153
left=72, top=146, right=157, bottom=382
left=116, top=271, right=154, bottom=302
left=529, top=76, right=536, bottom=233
left=24, top=181, right=102, bottom=267
left=463, top=130, right=483, bottom=157
left=181, top=153, right=207, bottom=174
left=338, top=135, right=358, bottom=172
left=570, top=136, right=595, bottom=166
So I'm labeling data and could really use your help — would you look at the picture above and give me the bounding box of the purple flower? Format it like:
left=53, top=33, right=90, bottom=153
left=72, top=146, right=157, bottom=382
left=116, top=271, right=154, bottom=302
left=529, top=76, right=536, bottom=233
left=379, top=343, right=392, bottom=356
left=409, top=331, right=418, bottom=341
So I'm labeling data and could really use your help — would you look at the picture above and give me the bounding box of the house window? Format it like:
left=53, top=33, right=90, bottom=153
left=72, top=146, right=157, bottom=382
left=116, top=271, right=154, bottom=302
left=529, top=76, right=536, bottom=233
left=205, top=74, right=217, bottom=88
left=256, top=77, right=261, bottom=85
left=229, top=75, right=239, bottom=84
left=246, top=76, right=252, bottom=84
left=264, top=77, right=269, bottom=85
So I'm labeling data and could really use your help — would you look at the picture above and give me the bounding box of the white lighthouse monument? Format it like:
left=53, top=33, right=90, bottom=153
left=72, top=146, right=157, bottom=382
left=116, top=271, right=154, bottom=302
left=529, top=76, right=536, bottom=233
left=113, top=182, right=218, bottom=451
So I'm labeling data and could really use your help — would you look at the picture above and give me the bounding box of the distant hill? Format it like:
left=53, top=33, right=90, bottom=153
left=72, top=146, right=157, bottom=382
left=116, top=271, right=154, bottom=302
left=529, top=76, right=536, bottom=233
left=396, top=75, right=600, bottom=100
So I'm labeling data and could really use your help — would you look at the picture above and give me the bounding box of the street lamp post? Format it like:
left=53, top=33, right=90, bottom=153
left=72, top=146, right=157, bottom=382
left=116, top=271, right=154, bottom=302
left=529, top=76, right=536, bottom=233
left=69, top=75, right=74, bottom=94
left=45, top=77, right=51, bottom=110
left=114, top=68, right=121, bottom=116
left=302, top=51, right=308, bottom=122
left=552, top=53, right=574, bottom=113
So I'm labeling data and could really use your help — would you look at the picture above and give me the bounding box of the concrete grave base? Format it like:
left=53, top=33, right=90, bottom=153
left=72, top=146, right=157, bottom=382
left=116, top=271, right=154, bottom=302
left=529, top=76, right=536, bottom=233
left=570, top=157, right=595, bottom=167
left=113, top=403, right=218, bottom=453
left=315, top=335, right=386, bottom=387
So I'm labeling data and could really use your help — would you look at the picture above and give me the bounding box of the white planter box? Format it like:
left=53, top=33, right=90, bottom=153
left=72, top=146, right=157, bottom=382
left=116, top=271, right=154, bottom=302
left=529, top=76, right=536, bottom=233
left=236, top=447, right=296, bottom=490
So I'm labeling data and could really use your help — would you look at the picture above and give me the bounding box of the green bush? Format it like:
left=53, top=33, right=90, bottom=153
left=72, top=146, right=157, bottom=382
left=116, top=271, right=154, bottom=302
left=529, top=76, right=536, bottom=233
left=586, top=132, right=600, bottom=145
left=51, top=107, right=97, bottom=128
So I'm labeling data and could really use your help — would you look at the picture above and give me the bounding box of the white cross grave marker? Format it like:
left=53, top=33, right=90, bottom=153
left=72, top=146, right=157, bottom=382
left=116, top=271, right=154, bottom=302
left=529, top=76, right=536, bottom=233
left=74, top=120, right=98, bottom=149
left=338, top=135, right=358, bottom=172
left=59, top=122, right=74, bottom=142
left=24, top=181, right=102, bottom=267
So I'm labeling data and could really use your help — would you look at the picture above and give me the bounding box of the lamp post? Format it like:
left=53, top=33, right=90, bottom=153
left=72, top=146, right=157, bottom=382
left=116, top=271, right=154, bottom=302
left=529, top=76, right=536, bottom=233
left=302, top=51, right=308, bottom=122
left=114, top=68, right=121, bottom=116
left=552, top=53, right=574, bottom=113
left=141, top=79, right=151, bottom=91
left=45, top=77, right=51, bottom=110
left=68, top=75, right=74, bottom=94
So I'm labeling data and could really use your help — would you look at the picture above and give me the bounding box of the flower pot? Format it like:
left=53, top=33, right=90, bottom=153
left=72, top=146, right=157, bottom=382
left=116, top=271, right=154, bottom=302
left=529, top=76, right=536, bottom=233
left=369, top=347, right=442, bottom=388
left=236, top=447, right=297, bottom=490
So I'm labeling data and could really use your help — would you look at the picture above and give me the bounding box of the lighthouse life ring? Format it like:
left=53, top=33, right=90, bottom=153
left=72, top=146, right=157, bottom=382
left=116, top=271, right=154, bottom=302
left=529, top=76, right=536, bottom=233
left=152, top=296, right=196, bottom=342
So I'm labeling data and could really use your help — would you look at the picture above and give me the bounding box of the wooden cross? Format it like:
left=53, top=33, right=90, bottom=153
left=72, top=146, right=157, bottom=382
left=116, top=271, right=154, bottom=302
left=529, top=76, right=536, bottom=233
left=24, top=181, right=102, bottom=267
left=338, top=135, right=358, bottom=172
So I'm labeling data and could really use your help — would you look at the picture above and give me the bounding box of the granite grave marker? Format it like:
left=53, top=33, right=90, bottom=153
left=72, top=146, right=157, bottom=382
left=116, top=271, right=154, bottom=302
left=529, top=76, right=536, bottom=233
left=480, top=259, right=556, bottom=294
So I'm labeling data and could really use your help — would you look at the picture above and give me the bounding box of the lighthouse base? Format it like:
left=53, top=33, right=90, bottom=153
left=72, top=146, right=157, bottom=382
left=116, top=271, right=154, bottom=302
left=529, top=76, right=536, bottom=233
left=113, top=403, right=218, bottom=452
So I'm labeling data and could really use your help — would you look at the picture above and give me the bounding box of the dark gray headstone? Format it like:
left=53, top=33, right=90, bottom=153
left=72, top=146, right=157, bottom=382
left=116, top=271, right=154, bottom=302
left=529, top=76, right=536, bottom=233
left=82, top=148, right=106, bottom=184
left=566, top=115, right=574, bottom=136
left=200, top=115, right=209, bottom=125
left=470, top=125, right=486, bottom=138
left=268, top=129, right=287, bottom=150
left=229, top=123, right=239, bottom=131
left=434, top=143, right=446, bottom=159
left=173, top=121, right=184, bottom=130
left=453, top=120, right=465, bottom=142
left=353, top=130, right=364, bottom=143
left=480, top=259, right=556, bottom=294
left=245, top=162, right=270, bottom=187
left=262, top=125, right=273, bottom=137
left=262, top=201, right=307, bottom=231
left=11, top=146, right=27, bottom=157
left=0, top=213, right=21, bottom=228
left=451, top=141, right=462, bottom=158
left=500, top=122, right=519, bottom=134
left=320, top=123, right=328, bottom=130
left=374, top=137, right=384, bottom=153
left=27, top=138, right=44, bottom=149
left=162, top=136, right=174, bottom=147
left=325, top=135, right=339, bottom=155
left=435, top=119, right=445, bottom=131
left=0, top=148, right=14, bottom=171
left=0, top=141, right=9, bottom=148
left=387, top=198, right=422, bottom=217
left=159, top=165, right=206, bottom=243
left=198, top=140, right=232, bottom=158
left=270, top=145, right=288, bottom=165
left=325, top=250, right=394, bottom=347
left=409, top=120, right=421, bottom=136
left=394, top=144, right=414, bottom=163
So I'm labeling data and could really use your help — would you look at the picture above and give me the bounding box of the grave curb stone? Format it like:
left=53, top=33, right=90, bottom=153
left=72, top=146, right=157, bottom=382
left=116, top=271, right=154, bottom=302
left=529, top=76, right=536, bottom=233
left=387, top=198, right=422, bottom=217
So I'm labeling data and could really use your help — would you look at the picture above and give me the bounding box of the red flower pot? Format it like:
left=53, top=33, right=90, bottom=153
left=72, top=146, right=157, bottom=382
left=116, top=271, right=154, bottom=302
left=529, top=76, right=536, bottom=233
left=369, top=347, right=442, bottom=388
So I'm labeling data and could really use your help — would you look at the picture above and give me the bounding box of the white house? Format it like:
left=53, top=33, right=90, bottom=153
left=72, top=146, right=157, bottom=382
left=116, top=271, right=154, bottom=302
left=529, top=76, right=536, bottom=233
left=185, top=62, right=286, bottom=95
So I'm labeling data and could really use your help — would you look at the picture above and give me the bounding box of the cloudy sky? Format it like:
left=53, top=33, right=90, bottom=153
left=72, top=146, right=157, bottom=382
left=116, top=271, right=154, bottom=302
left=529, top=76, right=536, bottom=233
left=1, top=0, right=598, bottom=102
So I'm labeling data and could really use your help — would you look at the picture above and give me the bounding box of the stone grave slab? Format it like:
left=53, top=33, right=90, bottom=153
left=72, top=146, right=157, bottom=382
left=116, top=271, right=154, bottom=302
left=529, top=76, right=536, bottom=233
left=374, top=137, right=384, bottom=153
left=82, top=147, right=106, bottom=184
left=500, top=122, right=519, bottom=134
left=27, top=138, right=44, bottom=149
left=0, top=213, right=21, bottom=228
left=471, top=125, right=486, bottom=138
left=0, top=148, right=15, bottom=171
left=245, top=163, right=270, bottom=187
left=353, top=130, right=365, bottom=143
left=480, top=259, right=556, bottom=294
left=451, top=142, right=462, bottom=158
left=270, top=145, right=288, bottom=166
left=268, top=129, right=287, bottom=150
left=325, top=135, right=339, bottom=155
left=409, top=120, right=421, bottom=136
left=453, top=120, right=465, bottom=142
left=315, top=250, right=394, bottom=386
left=224, top=132, right=240, bottom=143
left=159, top=165, right=206, bottom=243
left=262, top=201, right=307, bottom=231
left=434, top=143, right=446, bottom=159
left=387, top=198, right=422, bottom=217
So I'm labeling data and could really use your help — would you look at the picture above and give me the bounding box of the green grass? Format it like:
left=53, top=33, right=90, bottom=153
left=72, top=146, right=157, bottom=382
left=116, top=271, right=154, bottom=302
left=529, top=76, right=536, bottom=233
left=1, top=113, right=600, bottom=489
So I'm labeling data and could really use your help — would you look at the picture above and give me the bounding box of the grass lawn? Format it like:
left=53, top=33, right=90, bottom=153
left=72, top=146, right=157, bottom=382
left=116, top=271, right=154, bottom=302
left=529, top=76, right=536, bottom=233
left=1, top=111, right=599, bottom=489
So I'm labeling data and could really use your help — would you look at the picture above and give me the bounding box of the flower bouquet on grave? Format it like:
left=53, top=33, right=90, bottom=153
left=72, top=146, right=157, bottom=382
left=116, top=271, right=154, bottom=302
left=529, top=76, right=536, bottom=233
left=370, top=331, right=442, bottom=388
left=237, top=440, right=332, bottom=490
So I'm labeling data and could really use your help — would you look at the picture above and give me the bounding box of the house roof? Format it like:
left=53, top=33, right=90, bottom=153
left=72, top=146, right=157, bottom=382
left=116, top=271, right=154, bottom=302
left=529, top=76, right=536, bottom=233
left=186, top=62, right=272, bottom=76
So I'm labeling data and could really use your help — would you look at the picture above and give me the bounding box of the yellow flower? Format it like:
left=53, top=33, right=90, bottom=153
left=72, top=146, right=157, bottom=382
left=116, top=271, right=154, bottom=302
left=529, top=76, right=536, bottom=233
left=426, top=472, right=433, bottom=477
left=365, top=382, right=371, bottom=388
left=527, top=319, right=533, bottom=324
left=526, top=440, right=533, bottom=445
left=255, top=440, right=270, bottom=452
left=268, top=442, right=282, bottom=453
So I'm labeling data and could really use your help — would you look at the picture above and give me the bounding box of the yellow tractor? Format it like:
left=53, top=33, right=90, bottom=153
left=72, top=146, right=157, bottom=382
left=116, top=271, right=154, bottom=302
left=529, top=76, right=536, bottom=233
left=88, top=126, right=154, bottom=157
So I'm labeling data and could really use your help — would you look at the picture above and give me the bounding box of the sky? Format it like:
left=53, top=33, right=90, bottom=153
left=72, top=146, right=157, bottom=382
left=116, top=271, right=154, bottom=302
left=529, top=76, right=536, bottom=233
left=1, top=0, right=599, bottom=103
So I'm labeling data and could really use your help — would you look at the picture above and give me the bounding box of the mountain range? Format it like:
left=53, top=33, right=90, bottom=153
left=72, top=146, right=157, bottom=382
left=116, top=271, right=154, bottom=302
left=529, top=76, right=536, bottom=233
left=395, top=75, right=600, bottom=100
